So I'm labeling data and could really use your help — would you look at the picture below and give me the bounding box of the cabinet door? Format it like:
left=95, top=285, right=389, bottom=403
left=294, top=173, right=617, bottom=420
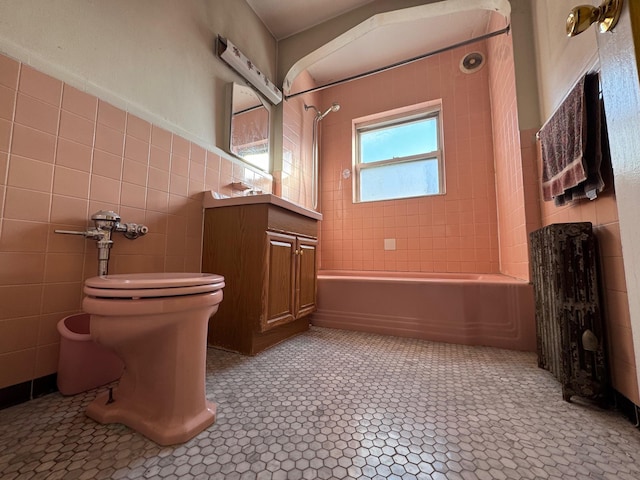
left=296, top=237, right=318, bottom=318
left=262, top=232, right=296, bottom=331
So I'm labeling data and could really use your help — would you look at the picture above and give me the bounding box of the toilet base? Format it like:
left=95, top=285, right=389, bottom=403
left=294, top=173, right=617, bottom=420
left=86, top=390, right=217, bottom=446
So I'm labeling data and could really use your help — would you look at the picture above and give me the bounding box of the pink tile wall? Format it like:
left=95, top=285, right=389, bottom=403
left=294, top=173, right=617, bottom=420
left=317, top=44, right=500, bottom=274
left=486, top=16, right=535, bottom=281
left=0, top=53, right=271, bottom=389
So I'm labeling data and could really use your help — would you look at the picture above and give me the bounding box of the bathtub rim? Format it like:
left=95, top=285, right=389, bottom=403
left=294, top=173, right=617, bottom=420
left=317, top=270, right=530, bottom=285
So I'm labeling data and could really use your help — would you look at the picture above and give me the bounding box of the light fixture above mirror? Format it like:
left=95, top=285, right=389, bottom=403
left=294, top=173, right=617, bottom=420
left=217, top=35, right=282, bottom=105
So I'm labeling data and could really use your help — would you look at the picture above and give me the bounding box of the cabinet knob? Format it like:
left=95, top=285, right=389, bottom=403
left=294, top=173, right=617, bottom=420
left=294, top=249, right=299, bottom=255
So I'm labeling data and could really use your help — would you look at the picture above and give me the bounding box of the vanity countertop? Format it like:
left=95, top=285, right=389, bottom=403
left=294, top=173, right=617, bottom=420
left=202, top=191, right=322, bottom=221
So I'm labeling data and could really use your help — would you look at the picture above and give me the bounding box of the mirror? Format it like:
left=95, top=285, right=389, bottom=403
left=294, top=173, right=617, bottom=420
left=229, top=83, right=270, bottom=171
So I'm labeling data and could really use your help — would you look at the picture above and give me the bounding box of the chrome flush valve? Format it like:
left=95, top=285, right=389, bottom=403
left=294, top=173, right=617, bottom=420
left=91, top=210, right=149, bottom=239
left=54, top=210, right=149, bottom=276
left=56, top=210, right=149, bottom=239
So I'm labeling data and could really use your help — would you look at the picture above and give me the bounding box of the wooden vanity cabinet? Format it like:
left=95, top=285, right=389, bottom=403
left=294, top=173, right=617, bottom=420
left=202, top=203, right=318, bottom=355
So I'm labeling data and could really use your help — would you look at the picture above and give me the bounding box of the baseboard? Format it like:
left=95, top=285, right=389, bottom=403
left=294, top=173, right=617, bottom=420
left=0, top=374, right=58, bottom=410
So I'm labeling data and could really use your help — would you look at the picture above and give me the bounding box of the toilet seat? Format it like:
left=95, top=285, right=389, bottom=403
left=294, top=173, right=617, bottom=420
left=84, top=272, right=225, bottom=299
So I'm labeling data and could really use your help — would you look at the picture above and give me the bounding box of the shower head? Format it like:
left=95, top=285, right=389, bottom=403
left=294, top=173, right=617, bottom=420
left=305, top=102, right=340, bottom=120
left=319, top=102, right=340, bottom=120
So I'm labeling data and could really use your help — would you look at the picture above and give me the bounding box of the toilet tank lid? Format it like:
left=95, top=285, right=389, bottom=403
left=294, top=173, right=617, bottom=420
left=85, top=272, right=225, bottom=290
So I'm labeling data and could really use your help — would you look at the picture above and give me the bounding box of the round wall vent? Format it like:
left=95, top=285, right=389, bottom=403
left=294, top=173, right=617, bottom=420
left=460, top=52, right=485, bottom=74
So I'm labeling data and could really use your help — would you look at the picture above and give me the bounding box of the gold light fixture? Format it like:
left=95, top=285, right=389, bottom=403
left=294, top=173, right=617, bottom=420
left=566, top=0, right=623, bottom=37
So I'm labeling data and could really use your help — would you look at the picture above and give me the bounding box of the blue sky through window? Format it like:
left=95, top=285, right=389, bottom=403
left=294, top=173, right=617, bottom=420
left=360, top=117, right=438, bottom=163
left=356, top=111, right=443, bottom=202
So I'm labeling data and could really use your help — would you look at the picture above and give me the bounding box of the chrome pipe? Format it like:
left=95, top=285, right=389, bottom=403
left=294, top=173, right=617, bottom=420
left=304, top=103, right=341, bottom=209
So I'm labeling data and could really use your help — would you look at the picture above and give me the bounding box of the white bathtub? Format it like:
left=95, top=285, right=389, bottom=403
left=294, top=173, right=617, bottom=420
left=311, top=270, right=536, bottom=351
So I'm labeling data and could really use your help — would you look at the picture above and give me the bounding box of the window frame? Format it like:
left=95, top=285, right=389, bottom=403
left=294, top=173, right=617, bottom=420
left=353, top=101, right=445, bottom=203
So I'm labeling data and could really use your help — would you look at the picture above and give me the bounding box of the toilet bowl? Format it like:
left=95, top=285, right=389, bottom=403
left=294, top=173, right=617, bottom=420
left=82, top=272, right=225, bottom=446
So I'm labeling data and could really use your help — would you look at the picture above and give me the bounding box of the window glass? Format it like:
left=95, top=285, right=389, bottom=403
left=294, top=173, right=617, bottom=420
left=354, top=105, right=444, bottom=203
left=360, top=117, right=438, bottom=164
left=360, top=158, right=440, bottom=202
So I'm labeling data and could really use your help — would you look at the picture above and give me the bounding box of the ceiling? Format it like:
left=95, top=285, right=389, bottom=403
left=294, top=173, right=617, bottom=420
left=246, top=0, right=510, bottom=95
left=246, top=0, right=377, bottom=40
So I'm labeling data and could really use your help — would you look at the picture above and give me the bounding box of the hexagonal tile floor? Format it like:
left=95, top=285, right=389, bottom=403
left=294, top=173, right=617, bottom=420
left=1, top=327, right=640, bottom=479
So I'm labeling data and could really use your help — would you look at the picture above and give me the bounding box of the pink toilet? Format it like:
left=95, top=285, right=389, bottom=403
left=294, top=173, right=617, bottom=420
left=82, top=272, right=225, bottom=446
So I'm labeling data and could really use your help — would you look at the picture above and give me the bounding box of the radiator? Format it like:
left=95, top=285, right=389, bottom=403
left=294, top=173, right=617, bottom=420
left=529, top=222, right=608, bottom=402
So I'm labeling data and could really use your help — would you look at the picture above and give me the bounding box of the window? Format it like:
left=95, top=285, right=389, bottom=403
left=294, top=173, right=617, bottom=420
left=354, top=103, right=444, bottom=202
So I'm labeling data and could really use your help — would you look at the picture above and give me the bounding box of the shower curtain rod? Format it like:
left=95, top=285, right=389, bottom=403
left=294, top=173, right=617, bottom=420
left=284, top=24, right=511, bottom=101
